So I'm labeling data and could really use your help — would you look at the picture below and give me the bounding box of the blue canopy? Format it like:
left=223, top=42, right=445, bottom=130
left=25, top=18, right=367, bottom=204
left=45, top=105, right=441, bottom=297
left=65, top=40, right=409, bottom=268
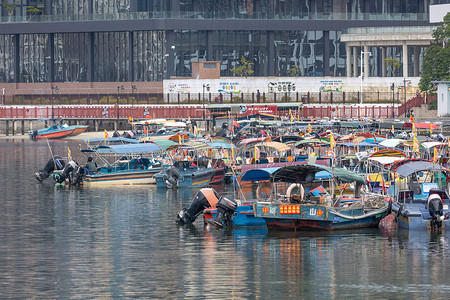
left=84, top=137, right=140, bottom=144
left=107, top=143, right=162, bottom=154
left=208, top=142, right=237, bottom=150
left=339, top=142, right=378, bottom=148
left=241, top=167, right=331, bottom=182
left=241, top=168, right=280, bottom=182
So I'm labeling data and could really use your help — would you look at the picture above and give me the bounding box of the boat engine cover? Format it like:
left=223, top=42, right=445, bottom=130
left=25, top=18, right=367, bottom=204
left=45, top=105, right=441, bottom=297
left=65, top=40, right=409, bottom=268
left=212, top=196, right=238, bottom=227
left=177, top=188, right=220, bottom=225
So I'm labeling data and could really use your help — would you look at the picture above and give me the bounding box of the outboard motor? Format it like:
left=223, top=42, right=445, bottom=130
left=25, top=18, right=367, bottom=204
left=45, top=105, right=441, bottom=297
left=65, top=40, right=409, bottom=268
left=210, top=196, right=237, bottom=228
left=164, top=166, right=180, bottom=189
left=54, top=160, right=79, bottom=184
left=36, top=155, right=66, bottom=182
left=427, top=193, right=444, bottom=230
left=177, top=188, right=220, bottom=225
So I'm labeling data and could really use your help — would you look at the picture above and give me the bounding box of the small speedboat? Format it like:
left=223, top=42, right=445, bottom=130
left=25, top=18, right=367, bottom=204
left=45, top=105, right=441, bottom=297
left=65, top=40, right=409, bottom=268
left=29, top=123, right=75, bottom=139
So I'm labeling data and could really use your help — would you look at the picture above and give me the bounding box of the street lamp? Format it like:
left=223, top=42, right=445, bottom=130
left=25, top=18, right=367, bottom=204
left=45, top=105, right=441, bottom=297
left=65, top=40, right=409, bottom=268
left=360, top=51, right=371, bottom=105
left=131, top=84, right=137, bottom=108
left=403, top=78, right=411, bottom=118
left=391, top=83, right=395, bottom=118
left=202, top=84, right=210, bottom=130
left=117, top=85, right=124, bottom=120
left=51, top=85, right=59, bottom=120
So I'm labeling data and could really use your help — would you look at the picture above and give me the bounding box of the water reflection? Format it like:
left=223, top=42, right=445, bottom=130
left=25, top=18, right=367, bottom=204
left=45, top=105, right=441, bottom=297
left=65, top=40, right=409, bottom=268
left=1, top=139, right=450, bottom=298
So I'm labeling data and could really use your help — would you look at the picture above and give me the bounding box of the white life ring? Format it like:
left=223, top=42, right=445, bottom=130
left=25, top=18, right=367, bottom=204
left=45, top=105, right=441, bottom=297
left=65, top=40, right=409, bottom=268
left=286, top=183, right=304, bottom=201
left=256, top=182, right=274, bottom=202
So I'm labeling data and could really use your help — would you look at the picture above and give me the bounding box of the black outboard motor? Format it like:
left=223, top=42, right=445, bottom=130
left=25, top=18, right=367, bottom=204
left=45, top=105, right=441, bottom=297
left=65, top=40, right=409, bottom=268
left=36, top=155, right=66, bottom=182
left=164, top=166, right=180, bottom=189
left=54, top=160, right=80, bottom=185
left=211, top=196, right=237, bottom=228
left=177, top=188, right=220, bottom=225
left=428, top=193, right=444, bottom=230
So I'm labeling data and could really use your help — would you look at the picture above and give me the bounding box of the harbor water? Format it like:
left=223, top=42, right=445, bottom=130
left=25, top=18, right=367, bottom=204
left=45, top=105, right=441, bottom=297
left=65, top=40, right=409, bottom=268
left=1, top=138, right=450, bottom=299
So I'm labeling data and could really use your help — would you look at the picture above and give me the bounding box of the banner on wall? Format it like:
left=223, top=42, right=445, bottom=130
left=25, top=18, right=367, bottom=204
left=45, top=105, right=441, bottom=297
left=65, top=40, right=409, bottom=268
left=238, top=105, right=277, bottom=116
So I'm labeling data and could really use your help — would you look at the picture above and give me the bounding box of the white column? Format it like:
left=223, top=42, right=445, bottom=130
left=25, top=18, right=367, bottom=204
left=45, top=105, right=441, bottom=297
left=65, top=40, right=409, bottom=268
left=364, top=45, right=370, bottom=78
left=381, top=47, right=386, bottom=77
left=413, top=46, right=420, bottom=77
left=402, top=42, right=408, bottom=77
left=353, top=47, right=358, bottom=77
left=346, top=44, right=351, bottom=78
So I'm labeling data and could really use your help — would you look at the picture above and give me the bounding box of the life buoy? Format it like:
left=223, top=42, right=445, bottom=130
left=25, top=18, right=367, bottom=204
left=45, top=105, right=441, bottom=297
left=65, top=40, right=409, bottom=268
left=286, top=183, right=304, bottom=201
left=256, top=182, right=273, bottom=201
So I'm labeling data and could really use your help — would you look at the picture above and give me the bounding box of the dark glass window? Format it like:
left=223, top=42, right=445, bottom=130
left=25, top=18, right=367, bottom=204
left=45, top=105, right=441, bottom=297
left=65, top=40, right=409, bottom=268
left=94, top=32, right=130, bottom=82
left=0, top=35, right=15, bottom=83
left=133, top=31, right=166, bottom=82
left=54, top=33, right=89, bottom=82
left=19, top=34, right=49, bottom=83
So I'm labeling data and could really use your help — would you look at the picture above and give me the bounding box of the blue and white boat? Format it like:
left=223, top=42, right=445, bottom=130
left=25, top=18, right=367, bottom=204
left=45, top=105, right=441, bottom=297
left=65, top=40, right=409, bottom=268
left=81, top=143, right=164, bottom=186
left=154, top=160, right=214, bottom=188
left=390, top=160, right=450, bottom=230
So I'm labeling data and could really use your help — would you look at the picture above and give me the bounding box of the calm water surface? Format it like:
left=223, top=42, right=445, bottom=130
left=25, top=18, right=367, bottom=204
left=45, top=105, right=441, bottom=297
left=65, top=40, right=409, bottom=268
left=1, top=139, right=450, bottom=299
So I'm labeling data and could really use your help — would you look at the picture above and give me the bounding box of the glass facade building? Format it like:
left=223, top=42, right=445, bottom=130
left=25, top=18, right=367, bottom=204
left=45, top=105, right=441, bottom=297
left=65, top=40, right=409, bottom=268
left=0, top=0, right=434, bottom=83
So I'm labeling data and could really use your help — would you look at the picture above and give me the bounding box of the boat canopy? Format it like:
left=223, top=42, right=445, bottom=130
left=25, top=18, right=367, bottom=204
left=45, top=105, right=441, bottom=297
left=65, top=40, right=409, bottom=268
left=294, top=139, right=330, bottom=146
left=421, top=141, right=445, bottom=149
left=402, top=122, right=438, bottom=129
left=338, top=142, right=378, bottom=148
left=379, top=138, right=405, bottom=148
left=238, top=137, right=268, bottom=147
left=270, top=164, right=367, bottom=185
left=84, top=137, right=140, bottom=144
left=256, top=141, right=292, bottom=152
left=208, top=142, right=237, bottom=150
left=395, top=161, right=442, bottom=178
left=148, top=139, right=177, bottom=150
left=241, top=167, right=331, bottom=182
left=105, top=143, right=162, bottom=154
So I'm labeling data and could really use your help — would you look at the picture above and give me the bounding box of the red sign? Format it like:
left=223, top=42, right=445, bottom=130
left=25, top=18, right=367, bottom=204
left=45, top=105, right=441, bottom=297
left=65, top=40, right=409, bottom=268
left=238, top=105, right=277, bottom=116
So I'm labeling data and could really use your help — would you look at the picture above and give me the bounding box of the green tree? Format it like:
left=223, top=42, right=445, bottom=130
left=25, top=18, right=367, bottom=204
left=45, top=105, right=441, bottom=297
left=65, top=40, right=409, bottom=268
left=385, top=58, right=401, bottom=77
left=230, top=56, right=254, bottom=77
left=27, top=5, right=42, bottom=21
left=419, top=12, right=450, bottom=93
left=1, top=1, right=20, bottom=22
left=288, top=65, right=301, bottom=77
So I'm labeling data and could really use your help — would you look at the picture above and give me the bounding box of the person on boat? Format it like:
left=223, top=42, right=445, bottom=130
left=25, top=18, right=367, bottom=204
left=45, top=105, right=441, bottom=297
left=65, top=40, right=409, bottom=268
left=85, top=157, right=98, bottom=174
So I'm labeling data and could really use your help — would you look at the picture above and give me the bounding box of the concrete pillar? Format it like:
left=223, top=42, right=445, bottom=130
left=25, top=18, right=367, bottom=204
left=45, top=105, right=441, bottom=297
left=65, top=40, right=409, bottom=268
left=381, top=47, right=386, bottom=77
left=353, top=47, right=358, bottom=77
left=413, top=46, right=420, bottom=77
left=94, top=120, right=98, bottom=131
left=364, top=45, right=369, bottom=78
left=114, top=121, right=118, bottom=131
left=402, top=42, right=408, bottom=77
left=21, top=120, right=25, bottom=135
left=346, top=44, right=351, bottom=77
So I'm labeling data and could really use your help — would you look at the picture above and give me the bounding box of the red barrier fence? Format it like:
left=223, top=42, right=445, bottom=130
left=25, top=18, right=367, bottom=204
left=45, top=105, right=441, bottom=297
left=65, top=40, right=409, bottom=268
left=1, top=104, right=401, bottom=120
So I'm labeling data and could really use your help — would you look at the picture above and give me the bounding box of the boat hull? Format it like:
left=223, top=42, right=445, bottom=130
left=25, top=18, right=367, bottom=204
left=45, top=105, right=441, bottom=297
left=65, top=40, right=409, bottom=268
left=155, top=168, right=214, bottom=188
left=84, top=169, right=160, bottom=186
left=254, top=202, right=388, bottom=231
left=204, top=204, right=266, bottom=227
left=29, top=129, right=75, bottom=139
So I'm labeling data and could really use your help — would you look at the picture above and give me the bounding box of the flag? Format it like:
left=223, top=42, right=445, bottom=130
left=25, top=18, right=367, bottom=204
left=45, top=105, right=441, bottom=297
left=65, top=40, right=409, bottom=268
left=353, top=133, right=357, bottom=148
left=289, top=109, right=293, bottom=122
left=297, top=114, right=300, bottom=121
left=178, top=133, right=182, bottom=145
left=290, top=114, right=293, bottom=123
left=391, top=125, right=395, bottom=135
left=254, top=146, right=260, bottom=161
left=308, top=123, right=312, bottom=133
left=231, top=145, right=234, bottom=160
left=233, top=120, right=239, bottom=128
left=144, top=126, right=148, bottom=134
left=433, top=147, right=438, bottom=163
left=68, top=147, right=71, bottom=159
left=330, top=132, right=335, bottom=151
left=430, top=123, right=433, bottom=134
left=413, top=134, right=420, bottom=153
left=194, top=125, right=198, bottom=135
left=104, top=129, right=108, bottom=140
left=409, top=114, right=415, bottom=123
left=129, top=116, right=133, bottom=123
left=412, top=122, right=416, bottom=133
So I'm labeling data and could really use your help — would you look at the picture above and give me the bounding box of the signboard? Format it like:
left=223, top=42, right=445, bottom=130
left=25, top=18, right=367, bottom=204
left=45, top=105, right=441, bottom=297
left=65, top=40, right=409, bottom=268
left=238, top=105, right=277, bottom=116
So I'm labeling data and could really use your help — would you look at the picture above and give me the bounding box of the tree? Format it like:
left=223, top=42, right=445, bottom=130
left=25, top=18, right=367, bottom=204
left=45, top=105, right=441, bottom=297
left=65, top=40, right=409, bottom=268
left=230, top=56, right=254, bottom=77
left=419, top=12, right=450, bottom=93
left=288, top=66, right=301, bottom=77
left=385, top=58, right=401, bottom=77
left=1, top=1, right=20, bottom=22
left=27, top=5, right=42, bottom=21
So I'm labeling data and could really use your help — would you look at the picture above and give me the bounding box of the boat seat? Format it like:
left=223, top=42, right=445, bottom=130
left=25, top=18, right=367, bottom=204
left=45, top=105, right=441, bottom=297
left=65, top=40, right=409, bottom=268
left=408, top=181, right=421, bottom=196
